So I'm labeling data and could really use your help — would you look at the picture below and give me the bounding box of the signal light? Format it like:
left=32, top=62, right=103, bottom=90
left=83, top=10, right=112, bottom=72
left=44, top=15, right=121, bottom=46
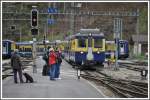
left=31, top=28, right=38, bottom=35
left=31, top=10, right=38, bottom=27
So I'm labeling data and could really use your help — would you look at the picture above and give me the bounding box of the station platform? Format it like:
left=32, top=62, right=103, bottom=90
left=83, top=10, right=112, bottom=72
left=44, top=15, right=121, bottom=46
left=2, top=59, right=10, bottom=65
left=2, top=56, right=105, bottom=98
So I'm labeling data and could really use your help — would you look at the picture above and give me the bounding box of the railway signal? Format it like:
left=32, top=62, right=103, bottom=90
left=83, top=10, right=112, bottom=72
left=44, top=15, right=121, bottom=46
left=31, top=28, right=38, bottom=35
left=31, top=9, right=38, bottom=27
left=31, top=7, right=38, bottom=73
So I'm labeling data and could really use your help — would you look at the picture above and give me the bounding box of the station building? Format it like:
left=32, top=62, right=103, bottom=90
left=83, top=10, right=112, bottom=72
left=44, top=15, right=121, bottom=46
left=131, top=34, right=148, bottom=56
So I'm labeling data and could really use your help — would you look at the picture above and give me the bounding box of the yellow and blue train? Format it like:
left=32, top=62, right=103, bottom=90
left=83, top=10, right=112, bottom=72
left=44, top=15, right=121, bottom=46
left=16, top=42, right=33, bottom=57
left=63, top=32, right=106, bottom=66
left=118, top=40, right=129, bottom=59
left=105, top=40, right=129, bottom=62
left=2, top=37, right=129, bottom=63
left=15, top=41, right=54, bottom=57
left=2, top=40, right=55, bottom=58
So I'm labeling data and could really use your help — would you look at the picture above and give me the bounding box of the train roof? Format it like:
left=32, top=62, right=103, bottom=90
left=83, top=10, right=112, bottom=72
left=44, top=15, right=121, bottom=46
left=106, top=41, right=115, bottom=44
left=16, top=41, right=55, bottom=45
left=2, top=40, right=15, bottom=43
left=80, top=29, right=100, bottom=34
left=106, top=40, right=128, bottom=44
left=119, top=40, right=128, bottom=42
left=16, top=41, right=32, bottom=45
left=66, top=33, right=104, bottom=40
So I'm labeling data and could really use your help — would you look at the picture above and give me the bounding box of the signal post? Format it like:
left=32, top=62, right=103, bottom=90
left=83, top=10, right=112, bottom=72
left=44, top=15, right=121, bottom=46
left=31, top=6, right=38, bottom=73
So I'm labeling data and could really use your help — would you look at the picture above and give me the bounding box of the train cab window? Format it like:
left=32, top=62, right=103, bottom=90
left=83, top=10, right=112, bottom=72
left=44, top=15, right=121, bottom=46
left=120, top=44, right=124, bottom=48
left=3, top=44, right=7, bottom=53
left=78, top=38, right=86, bottom=48
left=94, top=39, right=103, bottom=48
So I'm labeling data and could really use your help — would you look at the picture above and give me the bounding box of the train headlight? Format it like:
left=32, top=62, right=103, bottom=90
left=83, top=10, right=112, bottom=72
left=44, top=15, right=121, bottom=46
left=80, top=51, right=83, bottom=54
left=89, top=33, right=92, bottom=36
left=97, top=51, right=100, bottom=54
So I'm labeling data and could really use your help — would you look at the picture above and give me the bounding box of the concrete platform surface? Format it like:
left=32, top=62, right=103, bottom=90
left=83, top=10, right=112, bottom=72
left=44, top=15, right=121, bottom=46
left=2, top=56, right=105, bottom=98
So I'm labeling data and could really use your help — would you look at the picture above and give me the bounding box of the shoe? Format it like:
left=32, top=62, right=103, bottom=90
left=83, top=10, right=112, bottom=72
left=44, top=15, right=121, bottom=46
left=57, top=77, right=61, bottom=80
left=55, top=77, right=61, bottom=80
left=50, top=78, right=56, bottom=81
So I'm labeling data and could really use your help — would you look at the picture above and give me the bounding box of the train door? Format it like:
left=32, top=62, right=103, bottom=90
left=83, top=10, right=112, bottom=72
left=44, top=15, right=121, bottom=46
left=3, top=42, right=8, bottom=55
left=87, top=34, right=94, bottom=60
left=120, top=43, right=125, bottom=54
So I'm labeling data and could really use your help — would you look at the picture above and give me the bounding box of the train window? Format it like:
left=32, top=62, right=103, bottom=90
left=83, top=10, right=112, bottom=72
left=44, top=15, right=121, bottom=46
left=26, top=48, right=31, bottom=52
left=3, top=44, right=7, bottom=54
left=94, top=39, right=103, bottom=48
left=78, top=38, right=86, bottom=48
left=19, top=48, right=22, bottom=52
left=23, top=47, right=25, bottom=51
left=120, top=44, right=124, bottom=48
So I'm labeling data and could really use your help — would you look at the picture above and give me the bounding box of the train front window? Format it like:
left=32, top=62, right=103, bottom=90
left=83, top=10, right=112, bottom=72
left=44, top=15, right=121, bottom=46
left=78, top=38, right=86, bottom=48
left=94, top=39, right=103, bottom=48
left=3, top=44, right=7, bottom=54
left=120, top=44, right=124, bottom=48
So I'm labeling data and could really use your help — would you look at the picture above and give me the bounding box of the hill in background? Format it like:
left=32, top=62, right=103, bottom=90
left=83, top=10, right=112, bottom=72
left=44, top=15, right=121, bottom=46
left=2, top=2, right=148, bottom=42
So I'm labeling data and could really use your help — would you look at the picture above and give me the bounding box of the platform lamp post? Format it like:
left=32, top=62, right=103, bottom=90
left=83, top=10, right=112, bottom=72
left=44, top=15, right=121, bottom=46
left=31, top=6, right=38, bottom=73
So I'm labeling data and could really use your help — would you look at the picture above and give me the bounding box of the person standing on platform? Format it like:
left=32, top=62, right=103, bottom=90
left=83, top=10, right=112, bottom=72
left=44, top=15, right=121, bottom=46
left=42, top=46, right=51, bottom=76
left=55, top=48, right=62, bottom=80
left=48, top=48, right=57, bottom=80
left=11, top=49, right=24, bottom=83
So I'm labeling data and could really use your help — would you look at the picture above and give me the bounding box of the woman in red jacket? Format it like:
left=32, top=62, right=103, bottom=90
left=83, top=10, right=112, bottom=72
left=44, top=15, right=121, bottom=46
left=49, top=48, right=57, bottom=80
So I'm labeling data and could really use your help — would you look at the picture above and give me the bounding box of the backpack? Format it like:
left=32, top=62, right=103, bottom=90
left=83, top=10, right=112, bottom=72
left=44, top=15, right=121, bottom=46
left=56, top=52, right=62, bottom=63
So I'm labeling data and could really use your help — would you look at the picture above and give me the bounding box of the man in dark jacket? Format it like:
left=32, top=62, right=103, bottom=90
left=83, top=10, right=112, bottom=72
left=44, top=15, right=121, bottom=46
left=11, top=49, right=24, bottom=83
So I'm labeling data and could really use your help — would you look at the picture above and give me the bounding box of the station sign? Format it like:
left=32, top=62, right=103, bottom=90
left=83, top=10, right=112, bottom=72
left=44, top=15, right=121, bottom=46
left=48, top=7, right=58, bottom=13
left=48, top=19, right=55, bottom=25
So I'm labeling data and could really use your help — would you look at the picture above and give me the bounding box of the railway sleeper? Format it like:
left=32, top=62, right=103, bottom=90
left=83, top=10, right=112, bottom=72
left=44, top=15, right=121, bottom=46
left=111, top=84, right=148, bottom=98
left=81, top=74, right=130, bottom=98
left=102, top=78, right=148, bottom=94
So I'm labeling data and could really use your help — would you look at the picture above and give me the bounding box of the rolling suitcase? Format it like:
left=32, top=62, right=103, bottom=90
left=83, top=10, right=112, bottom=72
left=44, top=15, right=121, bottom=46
left=42, top=64, right=48, bottom=76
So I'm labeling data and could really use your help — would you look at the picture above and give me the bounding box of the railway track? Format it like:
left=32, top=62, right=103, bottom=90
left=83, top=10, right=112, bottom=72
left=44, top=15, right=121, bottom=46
left=81, top=70, right=148, bottom=98
left=119, top=64, right=147, bottom=72
left=118, top=62, right=147, bottom=72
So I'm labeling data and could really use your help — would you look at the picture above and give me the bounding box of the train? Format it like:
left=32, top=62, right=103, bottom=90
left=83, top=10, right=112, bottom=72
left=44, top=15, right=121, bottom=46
left=15, top=41, right=55, bottom=57
left=118, top=40, right=129, bottom=59
left=2, top=40, right=16, bottom=59
left=15, top=42, right=33, bottom=57
left=2, top=40, right=55, bottom=58
left=105, top=40, right=129, bottom=62
left=63, top=29, right=106, bottom=66
left=2, top=35, right=129, bottom=63
left=105, top=41, right=116, bottom=62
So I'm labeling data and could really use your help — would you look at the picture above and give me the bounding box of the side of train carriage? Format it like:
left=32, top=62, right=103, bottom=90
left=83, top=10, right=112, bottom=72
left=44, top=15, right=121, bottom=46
left=16, top=42, right=33, bottom=57
left=105, top=40, right=129, bottom=62
left=119, top=40, right=129, bottom=59
left=16, top=41, right=54, bottom=57
left=2, top=40, right=16, bottom=59
left=63, top=33, right=105, bottom=66
left=16, top=41, right=55, bottom=57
